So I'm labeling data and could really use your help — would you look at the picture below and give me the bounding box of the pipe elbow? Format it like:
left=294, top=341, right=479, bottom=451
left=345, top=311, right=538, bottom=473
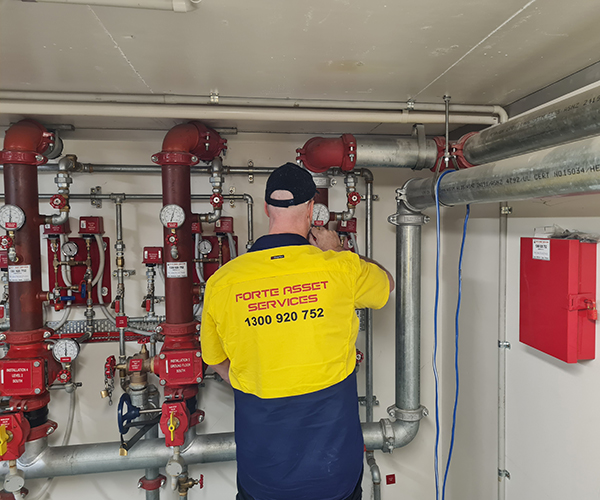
left=46, top=211, right=69, bottom=226
left=242, top=194, right=254, bottom=205
left=160, top=122, right=226, bottom=162
left=3, top=119, right=52, bottom=154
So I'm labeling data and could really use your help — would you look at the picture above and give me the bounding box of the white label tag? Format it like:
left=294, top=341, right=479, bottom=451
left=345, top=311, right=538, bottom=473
left=8, top=265, right=32, bottom=282
left=532, top=239, right=550, bottom=261
left=166, top=262, right=188, bottom=278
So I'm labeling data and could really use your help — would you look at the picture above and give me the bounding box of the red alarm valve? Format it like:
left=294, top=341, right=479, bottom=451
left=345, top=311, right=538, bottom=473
left=165, top=233, right=178, bottom=246
left=49, top=194, right=67, bottom=209
left=105, top=356, right=116, bottom=380
left=347, top=192, right=361, bottom=206
left=160, top=401, right=191, bottom=447
left=57, top=369, right=71, bottom=384
left=209, top=193, right=223, bottom=208
left=0, top=236, right=13, bottom=250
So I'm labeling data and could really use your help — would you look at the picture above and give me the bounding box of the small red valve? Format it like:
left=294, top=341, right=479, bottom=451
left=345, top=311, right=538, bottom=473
left=209, top=193, right=224, bottom=208
left=54, top=302, right=64, bottom=312
left=356, top=349, right=364, bottom=364
left=105, top=355, right=116, bottom=379
left=347, top=192, right=361, bottom=206
left=50, top=194, right=67, bottom=209
left=146, top=299, right=151, bottom=312
left=0, top=236, right=13, bottom=250
left=57, top=369, right=71, bottom=384
left=166, top=233, right=178, bottom=246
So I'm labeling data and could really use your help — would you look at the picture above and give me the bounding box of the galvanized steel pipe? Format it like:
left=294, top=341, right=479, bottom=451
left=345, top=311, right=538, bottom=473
left=404, top=134, right=600, bottom=210
left=463, top=85, right=600, bottom=165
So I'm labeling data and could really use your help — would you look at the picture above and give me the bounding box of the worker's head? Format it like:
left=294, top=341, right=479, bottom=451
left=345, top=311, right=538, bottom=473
left=264, top=162, right=317, bottom=235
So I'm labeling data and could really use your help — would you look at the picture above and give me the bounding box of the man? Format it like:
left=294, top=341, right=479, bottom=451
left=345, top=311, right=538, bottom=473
left=200, top=162, right=393, bottom=500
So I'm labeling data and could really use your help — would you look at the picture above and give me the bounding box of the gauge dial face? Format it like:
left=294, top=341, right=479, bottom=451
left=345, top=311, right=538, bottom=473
left=52, top=338, right=80, bottom=363
left=61, top=241, right=79, bottom=258
left=159, top=204, right=186, bottom=229
left=0, top=205, right=25, bottom=231
left=0, top=343, right=8, bottom=360
left=198, top=239, right=212, bottom=255
left=312, top=203, right=330, bottom=227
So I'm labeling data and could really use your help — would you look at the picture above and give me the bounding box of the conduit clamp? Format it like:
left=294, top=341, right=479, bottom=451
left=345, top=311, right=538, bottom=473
left=386, top=404, right=429, bottom=422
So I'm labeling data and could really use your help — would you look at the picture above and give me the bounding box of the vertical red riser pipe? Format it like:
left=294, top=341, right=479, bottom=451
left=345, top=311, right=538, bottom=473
left=153, top=121, right=226, bottom=355
left=2, top=121, right=48, bottom=332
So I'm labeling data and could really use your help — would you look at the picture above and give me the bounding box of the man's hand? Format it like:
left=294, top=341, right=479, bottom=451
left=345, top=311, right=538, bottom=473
left=308, top=226, right=343, bottom=252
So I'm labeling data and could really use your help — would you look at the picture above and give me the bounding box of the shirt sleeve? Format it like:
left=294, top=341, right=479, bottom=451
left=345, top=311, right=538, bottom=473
left=200, top=290, right=228, bottom=365
left=353, top=257, right=390, bottom=310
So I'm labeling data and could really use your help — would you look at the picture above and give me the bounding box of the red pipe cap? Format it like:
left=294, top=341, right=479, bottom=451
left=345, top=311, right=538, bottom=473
left=296, top=134, right=357, bottom=173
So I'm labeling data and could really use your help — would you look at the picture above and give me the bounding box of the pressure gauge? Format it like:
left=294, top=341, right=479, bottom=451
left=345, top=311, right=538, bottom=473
left=159, top=204, right=185, bottom=229
left=0, top=344, right=8, bottom=360
left=52, top=338, right=80, bottom=363
left=0, top=205, right=25, bottom=231
left=312, top=203, right=330, bottom=227
left=198, top=239, right=212, bottom=255
left=61, top=241, right=79, bottom=258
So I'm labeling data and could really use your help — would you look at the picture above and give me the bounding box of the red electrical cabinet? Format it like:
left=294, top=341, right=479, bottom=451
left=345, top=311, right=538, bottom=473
left=520, top=237, right=597, bottom=363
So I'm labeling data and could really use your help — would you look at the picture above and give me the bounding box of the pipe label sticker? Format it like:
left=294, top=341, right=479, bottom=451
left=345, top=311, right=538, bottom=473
left=166, top=262, right=188, bottom=278
left=532, top=239, right=550, bottom=261
left=8, top=265, right=31, bottom=282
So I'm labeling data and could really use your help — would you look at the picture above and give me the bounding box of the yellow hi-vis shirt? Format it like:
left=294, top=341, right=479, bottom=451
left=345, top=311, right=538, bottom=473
left=200, top=241, right=390, bottom=399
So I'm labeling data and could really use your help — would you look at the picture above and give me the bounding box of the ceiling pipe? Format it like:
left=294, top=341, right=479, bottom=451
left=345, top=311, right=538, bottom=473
left=0, top=100, right=499, bottom=126
left=402, top=134, right=600, bottom=210
left=21, top=0, right=200, bottom=12
left=462, top=85, right=600, bottom=165
left=0, top=91, right=507, bottom=121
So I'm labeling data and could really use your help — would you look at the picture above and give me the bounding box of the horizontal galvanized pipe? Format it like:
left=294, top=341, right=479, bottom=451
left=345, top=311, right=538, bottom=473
left=3, top=418, right=415, bottom=479
left=405, top=134, right=600, bottom=210
left=0, top=100, right=498, bottom=126
left=356, top=137, right=438, bottom=170
left=464, top=85, right=600, bottom=165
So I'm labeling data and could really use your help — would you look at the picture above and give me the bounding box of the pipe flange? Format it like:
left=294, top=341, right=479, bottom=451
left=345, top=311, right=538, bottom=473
left=386, top=404, right=428, bottom=422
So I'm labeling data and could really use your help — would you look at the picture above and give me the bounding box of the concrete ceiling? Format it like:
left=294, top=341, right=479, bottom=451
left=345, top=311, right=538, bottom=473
left=1, top=0, right=599, bottom=135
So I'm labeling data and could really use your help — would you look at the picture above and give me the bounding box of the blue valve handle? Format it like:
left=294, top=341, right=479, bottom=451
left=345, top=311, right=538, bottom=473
left=60, top=296, right=76, bottom=302
left=117, top=393, right=141, bottom=435
left=80, top=282, right=87, bottom=299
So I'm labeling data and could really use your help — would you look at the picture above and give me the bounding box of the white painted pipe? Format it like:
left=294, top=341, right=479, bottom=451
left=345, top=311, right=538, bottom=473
left=0, top=91, right=507, bottom=121
left=0, top=100, right=499, bottom=126
left=23, top=0, right=200, bottom=12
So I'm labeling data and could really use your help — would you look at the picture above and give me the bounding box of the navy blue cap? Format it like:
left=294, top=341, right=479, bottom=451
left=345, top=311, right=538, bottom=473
left=265, top=162, right=317, bottom=207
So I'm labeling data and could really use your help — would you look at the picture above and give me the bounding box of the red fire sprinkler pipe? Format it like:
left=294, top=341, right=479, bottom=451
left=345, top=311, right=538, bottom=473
left=151, top=123, right=226, bottom=445
left=0, top=120, right=61, bottom=460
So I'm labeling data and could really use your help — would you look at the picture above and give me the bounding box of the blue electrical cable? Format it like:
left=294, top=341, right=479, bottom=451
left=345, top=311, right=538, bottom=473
left=441, top=203, right=470, bottom=500
left=433, top=171, right=470, bottom=500
left=433, top=170, right=452, bottom=500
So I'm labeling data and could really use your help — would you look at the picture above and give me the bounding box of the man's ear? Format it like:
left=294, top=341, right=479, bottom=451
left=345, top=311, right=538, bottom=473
left=264, top=201, right=270, bottom=218
left=307, top=199, right=315, bottom=219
